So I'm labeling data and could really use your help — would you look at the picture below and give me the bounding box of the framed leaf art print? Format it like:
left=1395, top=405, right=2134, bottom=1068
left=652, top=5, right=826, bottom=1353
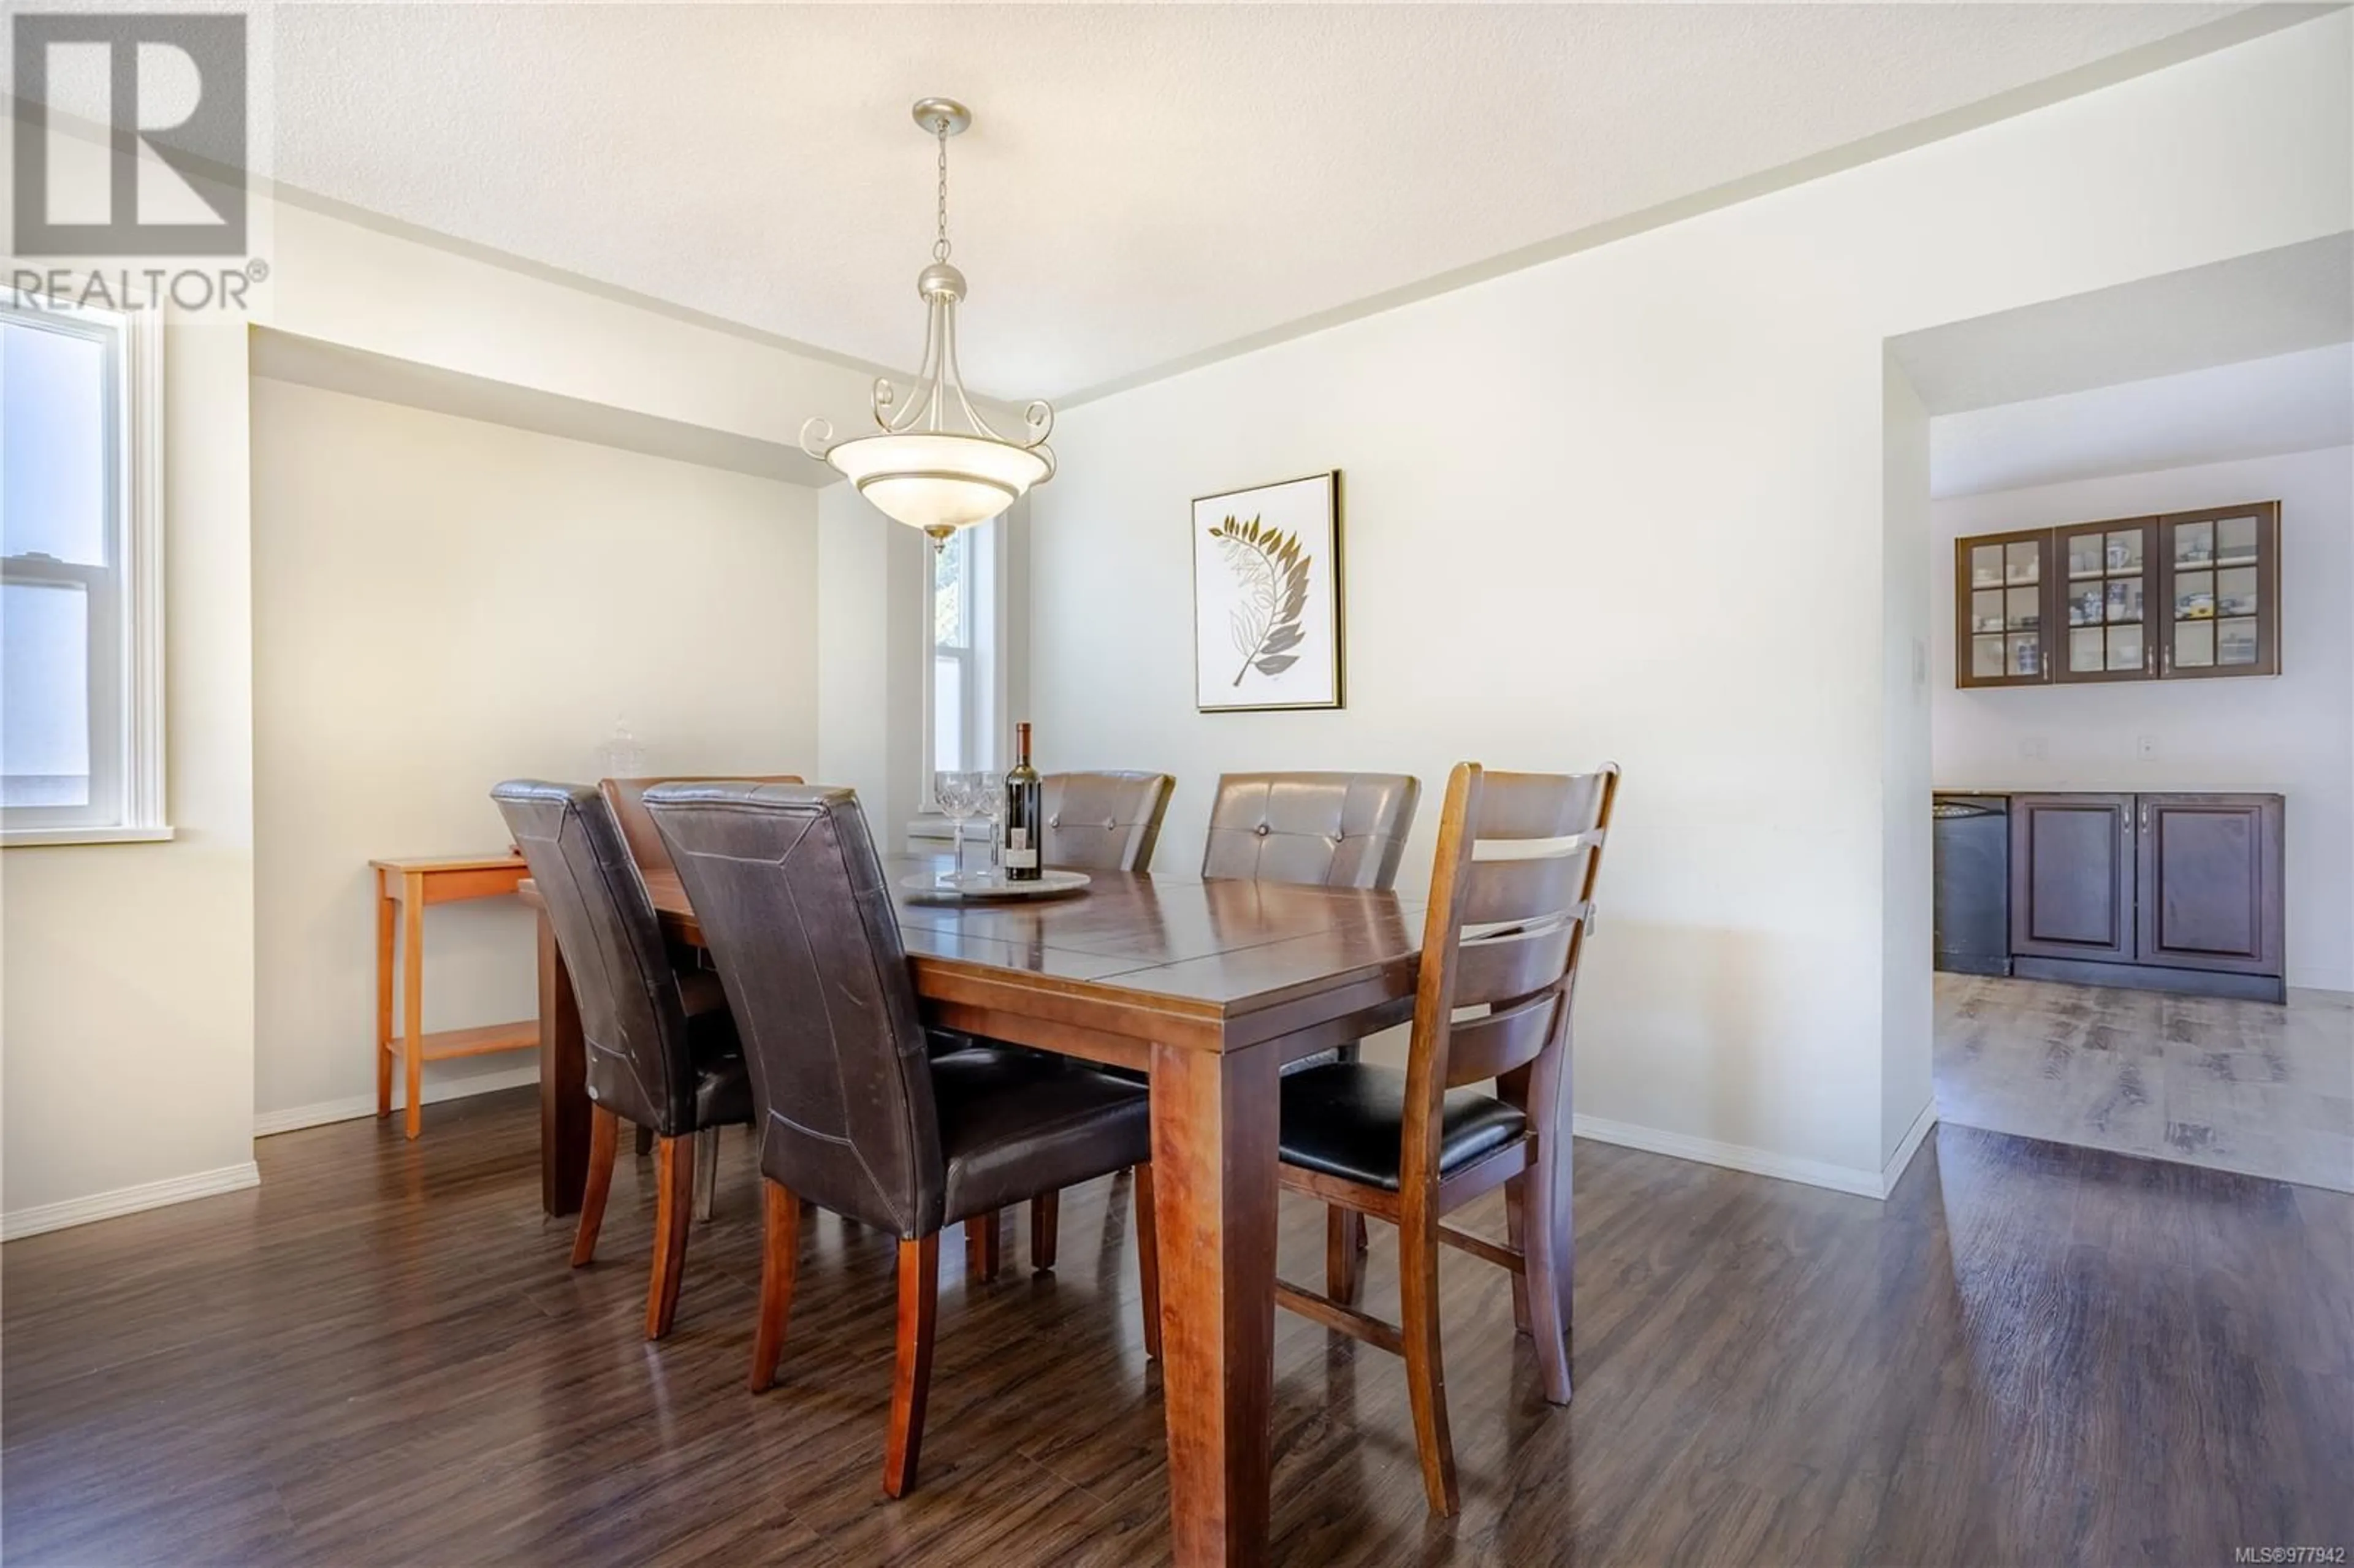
left=1192, top=471, right=1343, bottom=712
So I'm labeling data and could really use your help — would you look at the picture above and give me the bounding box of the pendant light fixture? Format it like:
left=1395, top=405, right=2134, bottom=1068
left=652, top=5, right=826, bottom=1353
left=802, top=97, right=1054, bottom=551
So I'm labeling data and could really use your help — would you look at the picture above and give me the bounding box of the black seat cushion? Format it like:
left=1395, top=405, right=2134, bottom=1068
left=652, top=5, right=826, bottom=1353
left=929, top=1047, right=1152, bottom=1222
left=1278, top=1063, right=1528, bottom=1192
left=688, top=1010, right=753, bottom=1129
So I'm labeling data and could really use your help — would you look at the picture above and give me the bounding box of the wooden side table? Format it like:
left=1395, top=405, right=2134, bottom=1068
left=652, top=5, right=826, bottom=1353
left=371, top=852, right=538, bottom=1139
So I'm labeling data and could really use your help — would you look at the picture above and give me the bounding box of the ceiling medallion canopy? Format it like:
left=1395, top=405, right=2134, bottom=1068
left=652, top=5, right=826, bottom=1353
left=802, top=97, right=1055, bottom=550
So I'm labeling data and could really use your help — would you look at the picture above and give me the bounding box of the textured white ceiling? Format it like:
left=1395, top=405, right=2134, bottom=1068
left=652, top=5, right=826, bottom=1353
left=260, top=3, right=2252, bottom=400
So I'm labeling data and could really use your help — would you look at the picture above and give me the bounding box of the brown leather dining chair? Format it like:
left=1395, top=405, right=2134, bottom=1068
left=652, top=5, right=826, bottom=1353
left=1202, top=770, right=1422, bottom=1287
left=601, top=774, right=804, bottom=1181
left=640, top=781, right=1161, bottom=1499
left=1200, top=771, right=1420, bottom=891
left=600, top=774, right=804, bottom=883
left=1272, top=759, right=1620, bottom=1517
left=1038, top=771, right=1175, bottom=872
left=489, top=780, right=755, bottom=1341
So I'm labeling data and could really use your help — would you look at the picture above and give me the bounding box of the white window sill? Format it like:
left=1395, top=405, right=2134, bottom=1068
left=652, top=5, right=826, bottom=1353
left=2, top=824, right=177, bottom=848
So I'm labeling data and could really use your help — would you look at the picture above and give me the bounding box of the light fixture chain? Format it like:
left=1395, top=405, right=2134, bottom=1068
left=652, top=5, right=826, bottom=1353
left=932, top=121, right=951, bottom=262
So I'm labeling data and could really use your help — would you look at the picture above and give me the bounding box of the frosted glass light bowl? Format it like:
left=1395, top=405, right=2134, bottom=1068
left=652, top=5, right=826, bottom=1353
left=827, top=432, right=1051, bottom=534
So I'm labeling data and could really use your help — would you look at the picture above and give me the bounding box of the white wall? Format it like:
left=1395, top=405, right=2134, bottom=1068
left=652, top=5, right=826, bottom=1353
left=249, top=379, right=817, bottom=1125
left=1930, top=445, right=2354, bottom=992
left=2, top=314, right=260, bottom=1234
left=816, top=483, right=929, bottom=837
left=1881, top=358, right=1936, bottom=1166
left=3, top=186, right=893, bottom=1237
left=1023, top=16, right=2350, bottom=1192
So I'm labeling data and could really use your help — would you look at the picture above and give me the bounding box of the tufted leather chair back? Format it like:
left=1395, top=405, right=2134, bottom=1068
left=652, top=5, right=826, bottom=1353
left=492, top=780, right=697, bottom=1136
left=1040, top=771, right=1175, bottom=872
left=1201, top=772, right=1421, bottom=890
left=601, top=775, right=803, bottom=880
left=642, top=782, right=947, bottom=1238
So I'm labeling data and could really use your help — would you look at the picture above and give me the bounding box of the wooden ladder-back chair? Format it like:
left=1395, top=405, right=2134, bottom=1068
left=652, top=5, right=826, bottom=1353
left=1271, top=759, right=1620, bottom=1516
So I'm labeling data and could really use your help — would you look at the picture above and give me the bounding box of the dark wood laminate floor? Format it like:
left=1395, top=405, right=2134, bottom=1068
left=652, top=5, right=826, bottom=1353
left=5, top=1089, right=2348, bottom=1567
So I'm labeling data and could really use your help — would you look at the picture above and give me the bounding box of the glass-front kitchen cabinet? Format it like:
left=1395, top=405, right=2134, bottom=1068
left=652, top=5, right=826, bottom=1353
left=1954, top=501, right=2279, bottom=689
left=1957, top=528, right=2052, bottom=687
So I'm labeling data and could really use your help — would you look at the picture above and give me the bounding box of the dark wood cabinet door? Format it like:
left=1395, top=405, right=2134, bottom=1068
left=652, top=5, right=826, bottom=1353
left=1954, top=528, right=2053, bottom=688
left=2009, top=793, right=2135, bottom=963
left=2135, top=794, right=2284, bottom=975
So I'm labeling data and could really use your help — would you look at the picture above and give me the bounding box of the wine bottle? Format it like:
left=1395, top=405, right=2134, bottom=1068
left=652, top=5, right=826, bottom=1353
left=1002, top=722, right=1042, bottom=881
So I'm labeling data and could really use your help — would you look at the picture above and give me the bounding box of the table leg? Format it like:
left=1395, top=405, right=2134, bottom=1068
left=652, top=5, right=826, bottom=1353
left=375, top=875, right=395, bottom=1118
left=538, top=910, right=588, bottom=1217
left=1150, top=1038, right=1279, bottom=1567
left=401, top=873, right=425, bottom=1140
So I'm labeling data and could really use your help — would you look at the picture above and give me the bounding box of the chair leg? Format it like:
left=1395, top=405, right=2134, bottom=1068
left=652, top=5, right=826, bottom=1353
left=1335, top=1044, right=1369, bottom=1258
left=646, top=1134, right=695, bottom=1341
left=571, top=1107, right=619, bottom=1267
left=694, top=1126, right=721, bottom=1222
left=1133, top=1165, right=1161, bottom=1360
left=748, top=1178, right=801, bottom=1392
left=1522, top=1139, right=1574, bottom=1406
left=1400, top=1204, right=1460, bottom=1517
left=1503, top=1173, right=1533, bottom=1334
left=1326, top=1208, right=1365, bottom=1304
left=635, top=1124, right=655, bottom=1158
left=883, top=1234, right=940, bottom=1499
left=1030, top=1190, right=1059, bottom=1271
left=965, top=1208, right=1000, bottom=1282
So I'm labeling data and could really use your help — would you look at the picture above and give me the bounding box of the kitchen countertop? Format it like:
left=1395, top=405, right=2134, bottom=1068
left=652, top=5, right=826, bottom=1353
left=1935, top=785, right=2290, bottom=797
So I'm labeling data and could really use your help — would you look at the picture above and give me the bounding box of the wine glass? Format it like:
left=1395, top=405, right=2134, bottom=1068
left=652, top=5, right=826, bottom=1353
left=935, top=771, right=980, bottom=883
left=978, top=771, right=1006, bottom=882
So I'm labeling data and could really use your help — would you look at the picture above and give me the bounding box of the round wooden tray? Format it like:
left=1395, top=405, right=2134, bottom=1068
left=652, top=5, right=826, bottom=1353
left=898, top=869, right=1091, bottom=901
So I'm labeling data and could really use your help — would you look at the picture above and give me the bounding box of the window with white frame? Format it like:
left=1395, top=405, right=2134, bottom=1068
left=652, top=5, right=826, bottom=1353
left=1, top=291, right=167, bottom=845
left=925, top=520, right=999, bottom=797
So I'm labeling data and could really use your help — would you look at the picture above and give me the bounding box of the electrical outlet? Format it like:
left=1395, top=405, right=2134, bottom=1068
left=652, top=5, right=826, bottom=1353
left=2020, top=736, right=2048, bottom=761
left=2136, top=734, right=2159, bottom=760
left=1911, top=637, right=1928, bottom=688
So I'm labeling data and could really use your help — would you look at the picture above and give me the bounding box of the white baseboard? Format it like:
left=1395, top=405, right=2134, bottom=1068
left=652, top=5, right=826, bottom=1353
left=1880, top=1100, right=1940, bottom=1196
left=1571, top=1103, right=1943, bottom=1200
left=2, top=1160, right=261, bottom=1243
left=1571, top=1113, right=1887, bottom=1198
left=254, top=1064, right=541, bottom=1138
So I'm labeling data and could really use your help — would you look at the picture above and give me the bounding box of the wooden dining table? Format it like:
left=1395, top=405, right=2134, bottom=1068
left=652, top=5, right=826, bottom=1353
left=528, top=853, right=1421, bottom=1567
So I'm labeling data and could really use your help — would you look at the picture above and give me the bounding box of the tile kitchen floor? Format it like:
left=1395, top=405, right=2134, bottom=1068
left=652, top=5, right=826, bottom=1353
left=1935, top=972, right=2354, bottom=1192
